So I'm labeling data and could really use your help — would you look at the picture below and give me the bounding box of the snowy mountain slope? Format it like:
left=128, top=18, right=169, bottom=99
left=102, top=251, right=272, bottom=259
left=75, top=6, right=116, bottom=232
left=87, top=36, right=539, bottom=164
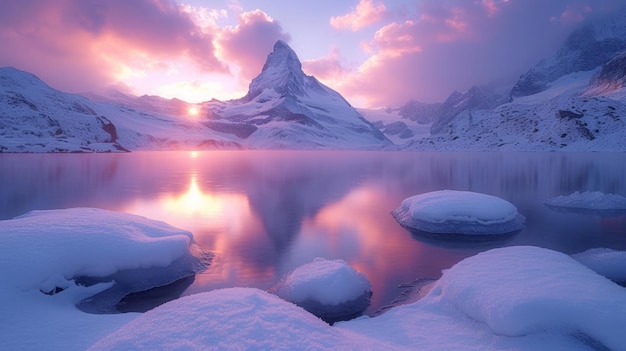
left=85, top=90, right=194, bottom=119
left=0, top=67, right=242, bottom=152
left=399, top=12, right=626, bottom=152
left=357, top=107, right=431, bottom=145
left=405, top=70, right=626, bottom=151
left=202, top=41, right=391, bottom=149
left=511, top=12, right=626, bottom=98
left=0, top=67, right=126, bottom=152
left=430, top=85, right=509, bottom=134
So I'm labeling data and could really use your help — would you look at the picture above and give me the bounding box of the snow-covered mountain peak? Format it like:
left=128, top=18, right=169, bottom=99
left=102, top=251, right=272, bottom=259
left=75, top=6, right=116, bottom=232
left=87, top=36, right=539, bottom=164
left=0, top=66, right=51, bottom=91
left=511, top=12, right=626, bottom=98
left=245, top=40, right=307, bottom=100
left=262, top=40, right=302, bottom=72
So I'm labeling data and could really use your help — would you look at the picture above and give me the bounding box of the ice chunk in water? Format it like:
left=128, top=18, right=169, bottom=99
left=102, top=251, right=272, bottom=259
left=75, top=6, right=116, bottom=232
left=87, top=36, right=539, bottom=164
left=545, top=191, right=626, bottom=215
left=269, top=258, right=372, bottom=323
left=392, top=190, right=525, bottom=236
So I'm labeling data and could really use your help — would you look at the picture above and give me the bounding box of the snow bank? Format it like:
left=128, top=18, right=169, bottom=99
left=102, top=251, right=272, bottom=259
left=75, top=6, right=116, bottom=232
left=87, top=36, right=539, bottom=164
left=340, top=246, right=626, bottom=350
left=89, top=288, right=395, bottom=351
left=269, top=258, right=372, bottom=322
left=573, top=248, right=626, bottom=283
left=545, top=191, right=626, bottom=213
left=0, top=208, right=193, bottom=291
left=434, top=246, right=626, bottom=350
left=392, top=190, right=525, bottom=236
left=0, top=208, right=201, bottom=350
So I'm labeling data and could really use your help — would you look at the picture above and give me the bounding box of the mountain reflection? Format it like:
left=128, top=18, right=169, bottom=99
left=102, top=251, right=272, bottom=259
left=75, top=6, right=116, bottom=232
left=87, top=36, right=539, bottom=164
left=2, top=151, right=626, bottom=312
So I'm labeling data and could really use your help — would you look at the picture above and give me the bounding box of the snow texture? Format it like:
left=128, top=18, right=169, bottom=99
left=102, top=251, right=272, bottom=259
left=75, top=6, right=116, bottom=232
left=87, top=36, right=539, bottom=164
left=392, top=190, right=525, bottom=235
left=91, top=246, right=626, bottom=351
left=89, top=288, right=394, bottom=351
left=0, top=208, right=193, bottom=290
left=573, top=248, right=626, bottom=283
left=340, top=246, right=626, bottom=350
left=0, top=208, right=200, bottom=350
left=269, top=258, right=372, bottom=322
left=545, top=191, right=626, bottom=212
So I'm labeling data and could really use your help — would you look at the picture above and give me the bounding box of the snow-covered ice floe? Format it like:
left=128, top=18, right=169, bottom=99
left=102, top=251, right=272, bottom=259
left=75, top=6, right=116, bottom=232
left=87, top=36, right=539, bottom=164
left=269, top=258, right=372, bottom=323
left=573, top=248, right=626, bottom=284
left=0, top=208, right=210, bottom=350
left=392, top=190, right=525, bottom=237
left=91, top=246, right=626, bottom=351
left=545, top=191, right=626, bottom=215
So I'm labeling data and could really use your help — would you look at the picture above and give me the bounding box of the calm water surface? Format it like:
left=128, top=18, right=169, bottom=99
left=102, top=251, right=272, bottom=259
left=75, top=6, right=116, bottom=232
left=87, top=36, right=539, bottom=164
left=2, top=151, right=626, bottom=313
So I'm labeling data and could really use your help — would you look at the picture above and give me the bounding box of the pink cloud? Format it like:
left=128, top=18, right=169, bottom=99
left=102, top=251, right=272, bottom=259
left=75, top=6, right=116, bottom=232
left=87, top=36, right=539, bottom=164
left=0, top=0, right=226, bottom=94
left=481, top=0, right=510, bottom=17
left=217, top=10, right=291, bottom=82
left=551, top=4, right=593, bottom=23
left=325, top=0, right=625, bottom=107
left=330, top=0, right=386, bottom=31
left=302, top=47, right=349, bottom=80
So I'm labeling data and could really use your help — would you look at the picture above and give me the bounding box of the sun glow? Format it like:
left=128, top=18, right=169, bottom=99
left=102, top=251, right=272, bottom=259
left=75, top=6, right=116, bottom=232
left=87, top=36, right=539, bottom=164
left=188, top=106, right=200, bottom=117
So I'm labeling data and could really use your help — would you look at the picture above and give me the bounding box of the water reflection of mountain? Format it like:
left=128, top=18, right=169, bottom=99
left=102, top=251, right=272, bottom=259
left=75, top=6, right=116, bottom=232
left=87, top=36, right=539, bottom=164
left=2, top=151, right=625, bottom=252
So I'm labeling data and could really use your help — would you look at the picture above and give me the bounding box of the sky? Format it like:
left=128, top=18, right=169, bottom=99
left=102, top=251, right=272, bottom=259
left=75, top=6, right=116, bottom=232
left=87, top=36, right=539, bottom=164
left=0, top=0, right=624, bottom=108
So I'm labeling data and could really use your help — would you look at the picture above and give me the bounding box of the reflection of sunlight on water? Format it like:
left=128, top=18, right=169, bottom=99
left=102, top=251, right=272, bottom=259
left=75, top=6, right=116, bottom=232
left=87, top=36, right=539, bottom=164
left=122, top=173, right=280, bottom=291
left=123, top=174, right=250, bottom=235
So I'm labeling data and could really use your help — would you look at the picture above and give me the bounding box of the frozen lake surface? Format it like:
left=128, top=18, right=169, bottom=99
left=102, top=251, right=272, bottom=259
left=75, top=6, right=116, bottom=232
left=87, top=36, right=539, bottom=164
left=2, top=150, right=626, bottom=313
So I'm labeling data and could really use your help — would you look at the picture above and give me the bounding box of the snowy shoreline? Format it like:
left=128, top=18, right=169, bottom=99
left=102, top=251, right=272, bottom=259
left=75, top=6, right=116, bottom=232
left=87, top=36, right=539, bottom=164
left=1, top=207, right=626, bottom=350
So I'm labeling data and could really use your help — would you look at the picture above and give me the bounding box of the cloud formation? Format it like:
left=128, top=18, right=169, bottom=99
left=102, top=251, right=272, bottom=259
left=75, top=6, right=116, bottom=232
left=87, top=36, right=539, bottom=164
left=0, top=0, right=288, bottom=101
left=322, top=0, right=626, bottom=107
left=330, top=0, right=386, bottom=31
left=1, top=0, right=626, bottom=108
left=0, top=0, right=227, bottom=94
left=217, top=10, right=291, bottom=82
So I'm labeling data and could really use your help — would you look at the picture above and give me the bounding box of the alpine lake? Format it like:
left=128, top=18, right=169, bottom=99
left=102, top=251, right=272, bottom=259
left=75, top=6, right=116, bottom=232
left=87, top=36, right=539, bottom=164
left=2, top=150, right=626, bottom=314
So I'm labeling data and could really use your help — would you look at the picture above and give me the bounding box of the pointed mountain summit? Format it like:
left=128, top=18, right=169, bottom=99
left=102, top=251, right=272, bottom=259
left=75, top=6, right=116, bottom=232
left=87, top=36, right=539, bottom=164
left=205, top=41, right=391, bottom=149
left=245, top=40, right=306, bottom=100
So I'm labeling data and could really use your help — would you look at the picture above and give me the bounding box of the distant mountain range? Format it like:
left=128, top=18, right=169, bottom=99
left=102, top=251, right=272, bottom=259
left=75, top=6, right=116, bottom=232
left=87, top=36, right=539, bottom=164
left=0, top=41, right=390, bottom=152
left=367, top=12, right=626, bottom=151
left=2, top=12, right=626, bottom=152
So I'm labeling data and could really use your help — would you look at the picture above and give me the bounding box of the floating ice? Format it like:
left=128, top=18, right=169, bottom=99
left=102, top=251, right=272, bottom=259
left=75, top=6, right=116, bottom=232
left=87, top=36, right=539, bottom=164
left=573, top=248, right=626, bottom=283
left=269, top=258, right=372, bottom=323
left=545, top=191, right=626, bottom=214
left=392, top=190, right=525, bottom=236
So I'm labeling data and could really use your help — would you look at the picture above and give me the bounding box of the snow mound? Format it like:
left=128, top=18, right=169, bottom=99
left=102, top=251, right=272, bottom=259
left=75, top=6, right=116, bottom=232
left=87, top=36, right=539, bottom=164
left=573, top=248, right=626, bottom=283
left=434, top=246, right=626, bottom=350
left=89, top=288, right=395, bottom=351
left=392, top=190, right=525, bottom=236
left=340, top=246, right=626, bottom=350
left=269, top=258, right=372, bottom=322
left=545, top=191, right=626, bottom=214
left=0, top=208, right=195, bottom=296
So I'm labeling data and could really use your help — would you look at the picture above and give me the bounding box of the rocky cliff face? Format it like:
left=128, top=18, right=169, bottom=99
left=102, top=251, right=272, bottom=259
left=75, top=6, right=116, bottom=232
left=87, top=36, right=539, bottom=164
left=586, top=52, right=626, bottom=95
